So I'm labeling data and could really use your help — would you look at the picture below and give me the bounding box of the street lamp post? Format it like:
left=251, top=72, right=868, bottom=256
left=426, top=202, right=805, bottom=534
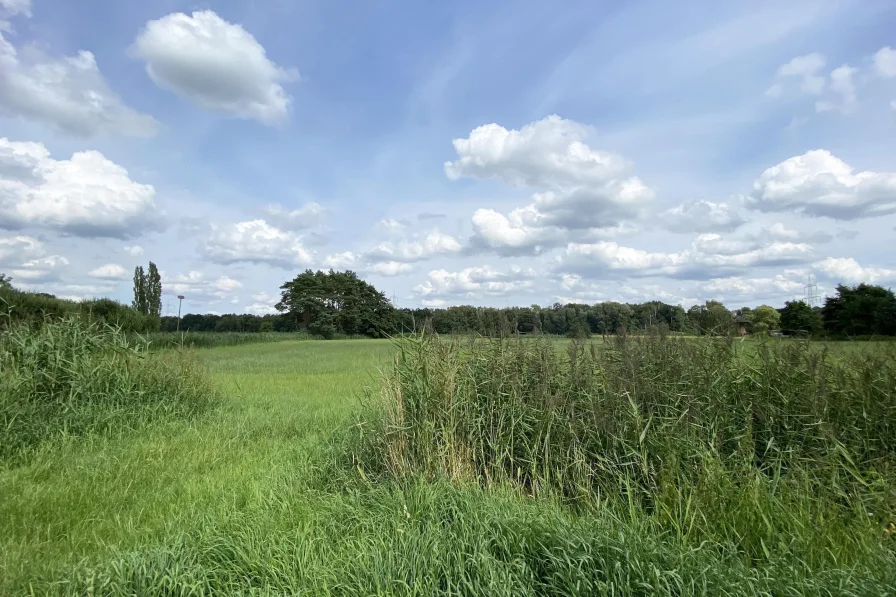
left=176, top=295, right=185, bottom=332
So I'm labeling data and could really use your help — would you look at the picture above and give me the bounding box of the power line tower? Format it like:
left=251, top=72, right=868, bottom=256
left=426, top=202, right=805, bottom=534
left=804, top=274, right=820, bottom=307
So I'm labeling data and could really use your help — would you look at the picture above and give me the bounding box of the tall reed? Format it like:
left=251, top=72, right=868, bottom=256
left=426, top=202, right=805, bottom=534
left=0, top=317, right=217, bottom=463
left=350, top=332, right=896, bottom=567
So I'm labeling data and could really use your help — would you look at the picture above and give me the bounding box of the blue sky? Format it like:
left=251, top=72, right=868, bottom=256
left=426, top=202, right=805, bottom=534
left=1, top=0, right=895, bottom=316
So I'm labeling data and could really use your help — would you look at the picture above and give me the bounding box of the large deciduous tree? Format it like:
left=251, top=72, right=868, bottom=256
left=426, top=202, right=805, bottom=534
left=0, top=273, right=12, bottom=289
left=822, top=283, right=896, bottom=337
left=752, top=305, right=781, bottom=333
left=276, top=270, right=394, bottom=338
left=780, top=300, right=823, bottom=336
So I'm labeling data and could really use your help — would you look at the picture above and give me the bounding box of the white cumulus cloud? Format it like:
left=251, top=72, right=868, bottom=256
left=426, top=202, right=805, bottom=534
left=873, top=46, right=896, bottom=78
left=446, top=116, right=653, bottom=255
left=124, top=245, right=144, bottom=257
left=0, top=138, right=162, bottom=237
left=814, top=257, right=896, bottom=284
left=745, top=150, right=896, bottom=219
left=88, top=263, right=129, bottom=280
left=776, top=53, right=826, bottom=95
left=415, top=265, right=537, bottom=299
left=131, top=10, right=298, bottom=125
left=200, top=219, right=313, bottom=268
left=367, top=230, right=462, bottom=263
left=0, top=30, right=158, bottom=137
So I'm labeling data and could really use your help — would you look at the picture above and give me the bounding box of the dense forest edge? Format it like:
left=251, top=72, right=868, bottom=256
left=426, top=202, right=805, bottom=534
left=3, top=268, right=896, bottom=340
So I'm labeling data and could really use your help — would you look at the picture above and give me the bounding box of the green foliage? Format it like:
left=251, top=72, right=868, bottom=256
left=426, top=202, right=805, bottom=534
left=347, top=333, right=896, bottom=579
left=132, top=262, right=162, bottom=318
left=132, top=265, right=146, bottom=314
left=686, top=300, right=734, bottom=335
left=751, top=304, right=781, bottom=333
left=780, top=300, right=824, bottom=336
left=147, top=262, right=162, bottom=318
left=823, top=283, right=896, bottom=337
left=0, top=273, right=12, bottom=289
left=1, top=285, right=158, bottom=332
left=278, top=269, right=395, bottom=338
left=0, top=317, right=216, bottom=463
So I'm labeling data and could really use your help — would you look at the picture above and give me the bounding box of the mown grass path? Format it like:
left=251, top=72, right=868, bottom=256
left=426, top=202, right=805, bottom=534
left=0, top=340, right=394, bottom=593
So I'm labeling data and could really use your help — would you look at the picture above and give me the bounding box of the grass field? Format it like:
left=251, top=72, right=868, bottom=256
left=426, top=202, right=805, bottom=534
left=2, top=334, right=895, bottom=595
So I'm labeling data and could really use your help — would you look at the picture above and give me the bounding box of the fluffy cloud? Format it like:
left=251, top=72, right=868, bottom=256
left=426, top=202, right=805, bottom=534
left=88, top=264, right=129, bottom=280
left=660, top=200, right=746, bottom=233
left=0, top=233, right=42, bottom=264
left=873, top=47, right=896, bottom=78
left=446, top=115, right=630, bottom=188
left=367, top=231, right=462, bottom=263
left=131, top=10, right=298, bottom=124
left=414, top=265, right=537, bottom=299
left=558, top=233, right=814, bottom=280
left=371, top=261, right=414, bottom=276
left=0, top=138, right=163, bottom=237
left=815, top=65, right=857, bottom=114
left=0, top=31, right=158, bottom=137
left=245, top=303, right=277, bottom=315
left=745, top=150, right=896, bottom=219
left=814, top=257, right=896, bottom=284
left=124, top=245, right=144, bottom=256
left=446, top=116, right=653, bottom=255
left=323, top=251, right=359, bottom=269
left=5, top=255, right=68, bottom=283
left=775, top=53, right=826, bottom=95
left=87, top=263, right=130, bottom=280
left=200, top=219, right=312, bottom=268
left=263, top=202, right=326, bottom=230
left=164, top=271, right=243, bottom=301
left=0, top=0, right=31, bottom=18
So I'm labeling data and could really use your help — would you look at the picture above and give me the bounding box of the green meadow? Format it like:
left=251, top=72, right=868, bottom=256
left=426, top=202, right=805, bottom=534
left=2, top=326, right=896, bottom=595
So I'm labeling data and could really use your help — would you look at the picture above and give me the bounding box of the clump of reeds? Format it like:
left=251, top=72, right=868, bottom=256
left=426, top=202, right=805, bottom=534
left=0, top=317, right=217, bottom=463
left=351, top=331, right=896, bottom=566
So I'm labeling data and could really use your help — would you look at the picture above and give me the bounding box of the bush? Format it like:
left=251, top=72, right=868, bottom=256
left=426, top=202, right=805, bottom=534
left=0, top=317, right=217, bottom=463
left=0, top=286, right=157, bottom=333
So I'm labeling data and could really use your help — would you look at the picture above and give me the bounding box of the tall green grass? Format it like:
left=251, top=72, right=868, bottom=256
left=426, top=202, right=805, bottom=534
left=0, top=317, right=217, bottom=463
left=347, top=331, right=896, bottom=580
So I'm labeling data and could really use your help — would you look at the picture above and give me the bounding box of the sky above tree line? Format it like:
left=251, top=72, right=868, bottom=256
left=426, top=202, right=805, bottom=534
left=1, top=0, right=895, bottom=316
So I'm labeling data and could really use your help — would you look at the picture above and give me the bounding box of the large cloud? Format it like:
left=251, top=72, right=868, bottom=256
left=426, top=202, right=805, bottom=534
left=414, top=265, right=537, bottom=300
left=0, top=31, right=158, bottom=137
left=132, top=10, right=298, bottom=125
left=446, top=115, right=654, bottom=255
left=745, top=150, right=896, bottom=219
left=558, top=233, right=815, bottom=280
left=366, top=231, right=462, bottom=263
left=200, top=219, right=313, bottom=268
left=814, top=257, right=896, bottom=284
left=0, top=138, right=162, bottom=238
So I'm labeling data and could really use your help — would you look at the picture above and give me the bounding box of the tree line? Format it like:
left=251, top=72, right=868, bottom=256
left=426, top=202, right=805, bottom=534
left=163, top=270, right=896, bottom=339
left=4, top=267, right=895, bottom=339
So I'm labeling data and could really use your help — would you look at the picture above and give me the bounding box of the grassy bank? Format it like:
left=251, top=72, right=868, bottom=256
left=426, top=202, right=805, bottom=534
left=2, top=335, right=895, bottom=595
